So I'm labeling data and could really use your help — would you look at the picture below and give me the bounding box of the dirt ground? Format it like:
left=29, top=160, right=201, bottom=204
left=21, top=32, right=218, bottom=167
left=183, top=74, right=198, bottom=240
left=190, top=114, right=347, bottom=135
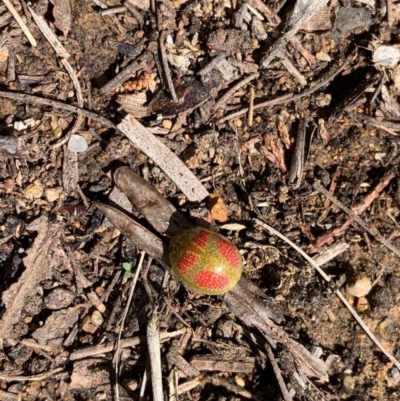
left=1, top=0, right=400, bottom=400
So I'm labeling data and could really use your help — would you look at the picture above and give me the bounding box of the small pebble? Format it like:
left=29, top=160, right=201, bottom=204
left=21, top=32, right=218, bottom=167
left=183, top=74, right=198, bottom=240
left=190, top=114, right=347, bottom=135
left=68, top=134, right=88, bottom=152
left=4, top=177, right=15, bottom=193
left=316, top=51, right=331, bottom=62
left=91, top=310, right=104, bottom=326
left=391, top=367, right=400, bottom=379
left=346, top=276, right=372, bottom=298
left=82, top=315, right=98, bottom=334
left=162, top=119, right=172, bottom=129
left=45, top=186, right=63, bottom=203
left=235, top=375, right=245, bottom=387
left=53, top=126, right=62, bottom=138
left=311, top=346, right=323, bottom=359
left=342, top=374, right=356, bottom=390
left=44, top=287, right=75, bottom=310
left=373, top=45, right=400, bottom=68
left=124, top=379, right=138, bottom=391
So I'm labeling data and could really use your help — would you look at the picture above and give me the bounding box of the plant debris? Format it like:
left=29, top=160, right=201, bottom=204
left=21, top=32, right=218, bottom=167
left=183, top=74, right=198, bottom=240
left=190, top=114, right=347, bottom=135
left=0, top=0, right=400, bottom=400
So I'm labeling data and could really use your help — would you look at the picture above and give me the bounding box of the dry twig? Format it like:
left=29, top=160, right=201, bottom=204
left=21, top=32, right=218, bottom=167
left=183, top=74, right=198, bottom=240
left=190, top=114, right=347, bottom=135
left=115, top=251, right=146, bottom=400
left=0, top=368, right=64, bottom=382
left=27, top=5, right=69, bottom=58
left=147, top=310, right=164, bottom=401
left=313, top=175, right=399, bottom=255
left=218, top=59, right=349, bottom=124
left=2, top=0, right=37, bottom=47
left=159, top=30, right=178, bottom=103
left=213, top=72, right=259, bottom=112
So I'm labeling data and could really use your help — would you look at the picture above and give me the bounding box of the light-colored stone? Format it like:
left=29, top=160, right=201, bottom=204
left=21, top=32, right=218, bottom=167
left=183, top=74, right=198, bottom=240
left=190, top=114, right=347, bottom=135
left=346, top=276, right=372, bottom=298
left=45, top=186, right=63, bottom=202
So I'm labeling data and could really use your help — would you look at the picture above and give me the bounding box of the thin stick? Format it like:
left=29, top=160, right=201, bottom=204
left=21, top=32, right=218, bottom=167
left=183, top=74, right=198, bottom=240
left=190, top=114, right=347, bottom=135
left=70, top=328, right=188, bottom=360
left=265, top=345, right=292, bottom=401
left=115, top=251, right=146, bottom=400
left=0, top=368, right=64, bottom=382
left=28, top=5, right=69, bottom=58
left=278, top=49, right=307, bottom=86
left=0, top=91, right=113, bottom=128
left=254, top=219, right=331, bottom=282
left=388, top=0, right=393, bottom=26
left=55, top=58, right=85, bottom=148
left=100, top=6, right=127, bottom=15
left=147, top=310, right=163, bottom=401
left=217, top=59, right=348, bottom=124
left=213, top=73, right=259, bottom=112
left=76, top=184, right=89, bottom=208
left=254, top=218, right=400, bottom=371
left=159, top=31, right=178, bottom=103
left=198, top=53, right=226, bottom=76
left=2, top=0, right=37, bottom=47
left=248, top=86, right=255, bottom=126
left=313, top=178, right=400, bottom=258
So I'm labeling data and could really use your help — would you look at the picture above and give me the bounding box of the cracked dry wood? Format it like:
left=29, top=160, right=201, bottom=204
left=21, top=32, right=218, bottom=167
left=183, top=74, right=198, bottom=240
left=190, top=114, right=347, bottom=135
left=0, top=216, right=64, bottom=340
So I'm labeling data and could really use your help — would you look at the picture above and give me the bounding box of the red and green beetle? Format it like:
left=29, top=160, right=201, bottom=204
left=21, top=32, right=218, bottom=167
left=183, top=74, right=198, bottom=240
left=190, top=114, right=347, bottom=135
left=169, top=227, right=243, bottom=295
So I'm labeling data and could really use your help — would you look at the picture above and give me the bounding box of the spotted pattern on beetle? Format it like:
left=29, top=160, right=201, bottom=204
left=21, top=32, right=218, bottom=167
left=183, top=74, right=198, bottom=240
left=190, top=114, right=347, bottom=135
left=216, top=238, right=241, bottom=269
left=192, top=229, right=210, bottom=249
left=177, top=251, right=198, bottom=274
left=194, top=270, right=230, bottom=289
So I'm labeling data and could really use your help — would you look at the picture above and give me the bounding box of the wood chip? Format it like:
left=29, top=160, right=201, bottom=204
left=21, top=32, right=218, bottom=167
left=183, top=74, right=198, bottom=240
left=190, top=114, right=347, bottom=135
left=190, top=355, right=255, bottom=373
left=0, top=216, right=63, bottom=340
left=117, top=115, right=208, bottom=202
left=208, top=191, right=228, bottom=222
left=62, top=146, right=78, bottom=193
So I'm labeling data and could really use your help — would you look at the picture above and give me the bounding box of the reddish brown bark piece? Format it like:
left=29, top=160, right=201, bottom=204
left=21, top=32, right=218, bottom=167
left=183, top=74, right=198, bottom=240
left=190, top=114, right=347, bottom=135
left=114, top=166, right=193, bottom=237
left=95, top=202, right=169, bottom=263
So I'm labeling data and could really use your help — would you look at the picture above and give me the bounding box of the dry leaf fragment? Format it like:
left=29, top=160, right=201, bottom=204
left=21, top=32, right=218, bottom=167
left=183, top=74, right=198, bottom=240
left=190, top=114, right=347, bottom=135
left=318, top=118, right=329, bottom=145
left=276, top=119, right=291, bottom=149
left=260, top=134, right=287, bottom=172
left=50, top=0, right=72, bottom=37
left=117, top=92, right=149, bottom=118
left=208, top=191, right=228, bottom=222
left=0, top=46, right=9, bottom=62
left=301, top=3, right=333, bottom=31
